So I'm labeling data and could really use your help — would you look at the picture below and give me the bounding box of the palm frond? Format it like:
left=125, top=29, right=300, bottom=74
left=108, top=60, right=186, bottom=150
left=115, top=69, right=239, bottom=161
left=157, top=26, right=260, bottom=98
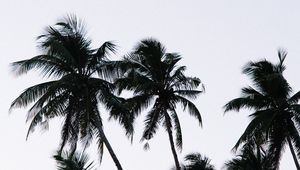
left=26, top=92, right=69, bottom=139
left=232, top=109, right=275, bottom=151
left=287, top=120, right=300, bottom=159
left=10, top=81, right=57, bottom=110
left=276, top=49, right=287, bottom=73
left=96, top=131, right=104, bottom=164
left=183, top=153, right=215, bottom=170
left=289, top=91, right=300, bottom=104
left=164, top=53, right=182, bottom=75
left=108, top=97, right=135, bottom=138
left=58, top=110, right=74, bottom=154
left=224, top=97, right=268, bottom=113
left=141, top=102, right=162, bottom=141
left=170, top=110, right=183, bottom=151
left=53, top=150, right=96, bottom=170
left=95, top=41, right=117, bottom=58
left=174, top=90, right=202, bottom=99
left=176, top=95, right=202, bottom=126
left=88, top=41, right=117, bottom=77
left=114, top=70, right=155, bottom=95
left=171, top=76, right=201, bottom=91
left=11, top=54, right=74, bottom=78
left=241, top=86, right=265, bottom=99
left=266, top=126, right=286, bottom=169
left=125, top=94, right=154, bottom=116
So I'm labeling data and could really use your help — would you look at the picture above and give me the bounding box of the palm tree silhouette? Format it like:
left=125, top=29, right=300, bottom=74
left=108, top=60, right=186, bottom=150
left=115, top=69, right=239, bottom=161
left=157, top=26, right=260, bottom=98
left=224, top=50, right=300, bottom=169
left=54, top=151, right=96, bottom=170
left=224, top=134, right=273, bottom=170
left=115, top=38, right=203, bottom=170
left=179, top=153, right=215, bottom=170
left=224, top=146, right=272, bottom=170
left=10, top=15, right=129, bottom=170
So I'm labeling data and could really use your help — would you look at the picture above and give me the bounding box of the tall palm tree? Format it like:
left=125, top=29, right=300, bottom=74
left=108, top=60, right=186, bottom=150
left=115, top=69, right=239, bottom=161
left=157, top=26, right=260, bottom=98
left=224, top=50, right=300, bottom=169
left=115, top=39, right=203, bottom=170
left=10, top=15, right=130, bottom=170
left=54, top=151, right=96, bottom=170
left=180, top=153, right=215, bottom=170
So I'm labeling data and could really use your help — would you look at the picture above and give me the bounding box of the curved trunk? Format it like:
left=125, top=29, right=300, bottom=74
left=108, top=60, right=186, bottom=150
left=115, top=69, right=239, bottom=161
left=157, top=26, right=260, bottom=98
left=165, top=113, right=181, bottom=170
left=96, top=122, right=123, bottom=170
left=287, top=136, right=300, bottom=170
left=84, top=87, right=122, bottom=170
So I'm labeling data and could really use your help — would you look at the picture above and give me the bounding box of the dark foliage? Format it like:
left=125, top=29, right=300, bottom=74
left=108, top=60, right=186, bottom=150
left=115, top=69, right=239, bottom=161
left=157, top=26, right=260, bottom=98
left=10, top=15, right=127, bottom=170
left=115, top=38, right=203, bottom=170
left=224, top=50, right=300, bottom=169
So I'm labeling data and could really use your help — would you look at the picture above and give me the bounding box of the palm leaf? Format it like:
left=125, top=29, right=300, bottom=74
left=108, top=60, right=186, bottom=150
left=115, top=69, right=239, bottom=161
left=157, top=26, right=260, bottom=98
left=176, top=95, right=202, bottom=126
left=170, top=110, right=183, bottom=151
left=174, top=90, right=202, bottom=99
left=141, top=101, right=162, bottom=141
left=233, top=109, right=275, bottom=151
left=54, top=150, right=96, bottom=170
left=289, top=91, right=300, bottom=104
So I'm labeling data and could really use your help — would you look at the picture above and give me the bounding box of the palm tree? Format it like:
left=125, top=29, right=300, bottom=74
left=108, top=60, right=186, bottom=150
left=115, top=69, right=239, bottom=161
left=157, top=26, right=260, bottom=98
left=224, top=147, right=272, bottom=170
left=54, top=151, right=96, bottom=170
left=224, top=136, right=273, bottom=170
left=179, top=153, right=215, bottom=170
left=10, top=15, right=130, bottom=170
left=115, top=39, right=203, bottom=170
left=224, top=50, right=300, bottom=169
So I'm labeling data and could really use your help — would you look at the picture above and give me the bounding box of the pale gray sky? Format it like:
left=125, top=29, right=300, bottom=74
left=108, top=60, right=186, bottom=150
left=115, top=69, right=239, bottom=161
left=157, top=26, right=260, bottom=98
left=1, top=0, right=300, bottom=169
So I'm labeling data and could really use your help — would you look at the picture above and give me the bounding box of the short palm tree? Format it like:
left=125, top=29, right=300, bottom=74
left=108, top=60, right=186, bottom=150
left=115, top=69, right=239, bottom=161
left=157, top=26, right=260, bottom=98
left=54, top=151, right=96, bottom=170
left=115, top=39, right=203, bottom=170
left=180, top=153, right=215, bottom=170
left=224, top=50, right=300, bottom=169
left=10, top=15, right=129, bottom=170
left=224, top=136, right=272, bottom=170
left=224, top=147, right=272, bottom=170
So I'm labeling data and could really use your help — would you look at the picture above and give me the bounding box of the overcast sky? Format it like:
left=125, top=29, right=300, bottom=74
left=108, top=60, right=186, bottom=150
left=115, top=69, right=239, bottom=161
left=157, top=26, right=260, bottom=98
left=1, top=0, right=300, bottom=169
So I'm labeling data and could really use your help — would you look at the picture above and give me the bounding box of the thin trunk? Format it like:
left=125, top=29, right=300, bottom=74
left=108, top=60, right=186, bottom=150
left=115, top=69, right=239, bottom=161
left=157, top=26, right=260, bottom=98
left=287, top=136, right=300, bottom=170
left=96, top=122, right=123, bottom=170
left=165, top=113, right=181, bottom=170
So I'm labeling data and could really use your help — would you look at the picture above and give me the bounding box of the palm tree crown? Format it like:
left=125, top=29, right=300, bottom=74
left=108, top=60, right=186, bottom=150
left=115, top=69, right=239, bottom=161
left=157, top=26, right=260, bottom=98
left=10, top=15, right=127, bottom=170
left=115, top=38, right=203, bottom=170
left=224, top=147, right=272, bottom=170
left=54, top=151, right=96, bottom=170
left=181, top=153, right=215, bottom=170
left=224, top=136, right=273, bottom=170
left=224, top=50, right=300, bottom=169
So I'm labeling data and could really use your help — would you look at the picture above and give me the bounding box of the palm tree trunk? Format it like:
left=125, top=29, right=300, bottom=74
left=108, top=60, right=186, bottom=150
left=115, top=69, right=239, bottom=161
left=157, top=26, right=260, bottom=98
left=96, top=121, right=123, bottom=170
left=84, top=87, right=123, bottom=170
left=287, top=136, right=300, bottom=170
left=165, top=113, right=181, bottom=170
